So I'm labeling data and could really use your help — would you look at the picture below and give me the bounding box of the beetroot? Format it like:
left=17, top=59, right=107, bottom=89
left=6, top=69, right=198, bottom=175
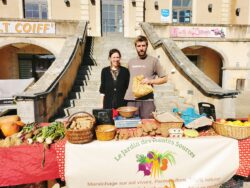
left=138, top=163, right=146, bottom=171
left=143, top=169, right=151, bottom=176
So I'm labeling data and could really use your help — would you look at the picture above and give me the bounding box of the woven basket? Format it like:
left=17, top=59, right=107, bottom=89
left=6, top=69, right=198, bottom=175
left=65, top=111, right=96, bottom=144
left=213, top=122, right=250, bottom=140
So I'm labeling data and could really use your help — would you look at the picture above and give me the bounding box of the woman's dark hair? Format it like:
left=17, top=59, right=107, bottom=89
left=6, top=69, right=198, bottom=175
left=109, top=48, right=121, bottom=58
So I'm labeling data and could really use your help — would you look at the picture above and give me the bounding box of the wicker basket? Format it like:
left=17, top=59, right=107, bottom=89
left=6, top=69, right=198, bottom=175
left=65, top=111, right=96, bottom=144
left=159, top=122, right=184, bottom=136
left=95, top=125, right=116, bottom=141
left=213, top=122, right=250, bottom=140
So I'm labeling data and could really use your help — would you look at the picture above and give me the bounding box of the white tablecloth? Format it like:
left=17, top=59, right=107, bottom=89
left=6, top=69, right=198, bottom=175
left=65, top=136, right=239, bottom=188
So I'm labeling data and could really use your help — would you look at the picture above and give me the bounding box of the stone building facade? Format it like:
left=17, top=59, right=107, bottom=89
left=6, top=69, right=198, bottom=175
left=0, top=0, right=249, bottom=121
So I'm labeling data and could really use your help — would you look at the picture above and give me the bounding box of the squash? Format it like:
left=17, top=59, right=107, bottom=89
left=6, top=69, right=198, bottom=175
left=15, top=121, right=25, bottom=127
left=0, top=115, right=20, bottom=129
left=1, top=122, right=20, bottom=137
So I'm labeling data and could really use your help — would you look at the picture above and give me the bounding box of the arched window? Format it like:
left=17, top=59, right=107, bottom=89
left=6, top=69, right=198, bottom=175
left=23, top=0, right=48, bottom=19
left=172, top=0, right=192, bottom=23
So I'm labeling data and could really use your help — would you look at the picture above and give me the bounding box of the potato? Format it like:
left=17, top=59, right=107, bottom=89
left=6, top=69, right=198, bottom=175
left=145, top=123, right=153, bottom=132
left=152, top=123, right=158, bottom=130
left=137, top=123, right=143, bottom=128
left=160, top=126, right=169, bottom=137
left=142, top=131, right=148, bottom=136
left=155, top=128, right=162, bottom=135
left=142, top=124, right=149, bottom=132
left=135, top=128, right=143, bottom=137
left=149, top=131, right=156, bottom=136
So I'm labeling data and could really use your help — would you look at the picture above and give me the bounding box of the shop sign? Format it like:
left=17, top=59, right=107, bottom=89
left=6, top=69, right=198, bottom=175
left=170, top=26, right=226, bottom=38
left=161, top=9, right=170, bottom=23
left=0, top=21, right=55, bottom=34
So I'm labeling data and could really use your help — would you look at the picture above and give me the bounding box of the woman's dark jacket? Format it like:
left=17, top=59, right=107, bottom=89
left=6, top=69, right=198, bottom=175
left=100, top=66, right=130, bottom=109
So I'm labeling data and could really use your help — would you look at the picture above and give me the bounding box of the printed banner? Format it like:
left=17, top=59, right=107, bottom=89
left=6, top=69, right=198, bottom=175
left=65, top=136, right=239, bottom=188
left=170, top=27, right=226, bottom=38
left=0, top=21, right=55, bottom=34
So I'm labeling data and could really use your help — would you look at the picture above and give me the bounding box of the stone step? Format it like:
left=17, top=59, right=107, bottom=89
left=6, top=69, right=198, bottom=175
left=83, top=84, right=100, bottom=91
left=74, top=79, right=101, bottom=87
left=68, top=92, right=79, bottom=99
left=72, top=85, right=85, bottom=92
left=64, top=106, right=98, bottom=116
left=154, top=90, right=177, bottom=97
left=73, top=98, right=101, bottom=106
left=92, top=57, right=130, bottom=64
left=85, top=80, right=101, bottom=85
left=78, top=91, right=100, bottom=99
left=154, top=96, right=179, bottom=103
left=154, top=83, right=175, bottom=91
left=78, top=65, right=103, bottom=71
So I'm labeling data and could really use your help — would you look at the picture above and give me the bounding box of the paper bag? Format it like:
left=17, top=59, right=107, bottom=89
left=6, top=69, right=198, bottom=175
left=132, top=75, right=153, bottom=98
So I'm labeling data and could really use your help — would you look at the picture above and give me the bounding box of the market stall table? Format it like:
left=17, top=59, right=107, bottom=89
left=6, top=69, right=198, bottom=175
left=0, top=135, right=249, bottom=187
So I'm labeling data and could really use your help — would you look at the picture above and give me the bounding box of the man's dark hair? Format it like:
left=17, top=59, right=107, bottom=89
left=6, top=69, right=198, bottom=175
left=134, top=35, right=148, bottom=46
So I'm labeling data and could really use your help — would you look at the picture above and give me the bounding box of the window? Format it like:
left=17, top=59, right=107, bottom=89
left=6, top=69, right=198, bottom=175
left=18, top=54, right=54, bottom=81
left=187, top=55, right=202, bottom=69
left=172, top=0, right=192, bottom=23
left=236, top=79, right=245, bottom=91
left=24, top=0, right=48, bottom=19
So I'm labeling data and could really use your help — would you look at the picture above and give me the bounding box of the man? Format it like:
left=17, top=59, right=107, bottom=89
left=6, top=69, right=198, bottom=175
left=124, top=35, right=167, bottom=118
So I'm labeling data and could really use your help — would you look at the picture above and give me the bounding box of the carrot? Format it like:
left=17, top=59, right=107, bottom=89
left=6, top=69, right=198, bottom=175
left=160, top=159, right=168, bottom=171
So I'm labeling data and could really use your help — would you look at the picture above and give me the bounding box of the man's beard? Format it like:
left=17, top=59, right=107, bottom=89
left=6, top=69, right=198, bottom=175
left=137, top=50, right=147, bottom=59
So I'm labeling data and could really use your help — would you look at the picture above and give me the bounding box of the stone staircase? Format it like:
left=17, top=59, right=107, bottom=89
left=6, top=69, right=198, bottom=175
left=59, top=36, right=191, bottom=117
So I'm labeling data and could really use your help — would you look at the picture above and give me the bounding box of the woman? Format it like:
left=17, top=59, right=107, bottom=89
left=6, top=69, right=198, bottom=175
left=99, top=49, right=130, bottom=109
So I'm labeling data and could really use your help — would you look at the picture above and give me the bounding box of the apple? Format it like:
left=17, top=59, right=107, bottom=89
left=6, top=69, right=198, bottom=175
left=219, top=119, right=226, bottom=124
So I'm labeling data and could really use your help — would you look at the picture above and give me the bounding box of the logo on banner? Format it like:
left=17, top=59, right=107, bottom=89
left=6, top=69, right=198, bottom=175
left=136, top=151, right=175, bottom=177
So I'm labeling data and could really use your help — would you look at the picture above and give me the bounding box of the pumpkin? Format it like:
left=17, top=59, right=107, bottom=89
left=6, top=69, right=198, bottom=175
left=0, top=115, right=20, bottom=129
left=15, top=121, right=25, bottom=127
left=1, top=122, right=20, bottom=137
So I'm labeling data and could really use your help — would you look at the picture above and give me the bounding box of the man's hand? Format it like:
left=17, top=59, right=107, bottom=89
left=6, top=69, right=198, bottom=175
left=141, top=76, right=168, bottom=85
left=141, top=78, right=152, bottom=85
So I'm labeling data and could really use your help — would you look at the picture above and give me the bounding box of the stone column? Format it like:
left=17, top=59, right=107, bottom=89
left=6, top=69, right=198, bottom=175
left=221, top=97, right=236, bottom=118
left=16, top=99, right=36, bottom=123
left=135, top=0, right=145, bottom=36
left=80, top=0, right=89, bottom=21
left=220, top=0, right=232, bottom=24
left=124, top=0, right=130, bottom=37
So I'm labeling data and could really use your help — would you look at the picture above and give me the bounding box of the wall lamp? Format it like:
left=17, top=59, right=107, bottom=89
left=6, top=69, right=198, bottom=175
left=64, top=0, right=70, bottom=7
left=154, top=1, right=159, bottom=10
left=236, top=8, right=240, bottom=16
left=208, top=4, right=212, bottom=12
left=90, top=0, right=95, bottom=5
left=132, top=0, right=136, bottom=7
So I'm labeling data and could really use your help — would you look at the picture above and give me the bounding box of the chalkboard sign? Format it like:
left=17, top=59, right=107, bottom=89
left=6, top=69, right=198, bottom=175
left=92, top=109, right=113, bottom=125
left=198, top=102, right=216, bottom=121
